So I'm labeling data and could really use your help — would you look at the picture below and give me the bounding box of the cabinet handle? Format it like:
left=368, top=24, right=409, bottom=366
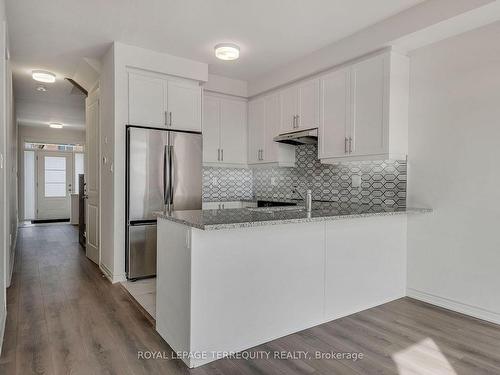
left=261, top=149, right=264, bottom=160
left=349, top=137, right=353, bottom=153
left=293, top=115, right=297, bottom=128
left=164, top=111, right=168, bottom=126
left=169, top=111, right=173, bottom=126
left=217, top=148, right=220, bottom=161
left=221, top=149, right=224, bottom=161
left=258, top=149, right=261, bottom=161
left=296, top=114, right=300, bottom=128
left=344, top=137, right=348, bottom=154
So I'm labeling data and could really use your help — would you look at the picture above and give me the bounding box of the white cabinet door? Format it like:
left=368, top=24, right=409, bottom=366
left=220, top=98, right=247, bottom=165
left=324, top=217, right=406, bottom=320
left=166, top=80, right=202, bottom=132
left=128, top=72, right=165, bottom=126
left=297, top=79, right=319, bottom=130
left=319, top=68, right=350, bottom=159
left=280, top=86, right=298, bottom=133
left=248, top=99, right=266, bottom=164
left=203, top=96, right=220, bottom=163
left=350, top=54, right=387, bottom=156
left=264, top=93, right=281, bottom=162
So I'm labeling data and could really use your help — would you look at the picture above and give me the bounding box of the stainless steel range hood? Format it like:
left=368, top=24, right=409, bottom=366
left=273, top=128, right=318, bottom=146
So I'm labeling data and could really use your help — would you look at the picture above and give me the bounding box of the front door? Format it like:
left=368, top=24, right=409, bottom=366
left=36, top=152, right=73, bottom=220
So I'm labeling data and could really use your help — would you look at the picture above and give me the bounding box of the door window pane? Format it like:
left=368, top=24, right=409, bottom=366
left=45, top=156, right=66, bottom=197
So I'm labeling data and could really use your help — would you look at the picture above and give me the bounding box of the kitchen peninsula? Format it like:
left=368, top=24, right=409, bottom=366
left=155, top=205, right=431, bottom=368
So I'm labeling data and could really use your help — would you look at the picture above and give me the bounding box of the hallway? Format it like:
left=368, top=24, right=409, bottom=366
left=0, top=224, right=190, bottom=374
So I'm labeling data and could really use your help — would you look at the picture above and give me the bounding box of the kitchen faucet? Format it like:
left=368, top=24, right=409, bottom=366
left=292, top=185, right=312, bottom=212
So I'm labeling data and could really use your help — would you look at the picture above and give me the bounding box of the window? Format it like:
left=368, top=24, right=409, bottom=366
left=25, top=142, right=84, bottom=152
left=44, top=156, right=67, bottom=197
left=74, top=153, right=84, bottom=193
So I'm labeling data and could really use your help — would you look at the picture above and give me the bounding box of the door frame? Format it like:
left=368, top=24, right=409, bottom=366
left=20, top=144, right=84, bottom=221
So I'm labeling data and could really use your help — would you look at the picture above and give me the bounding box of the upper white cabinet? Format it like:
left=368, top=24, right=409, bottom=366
left=128, top=73, right=165, bottom=127
left=248, top=98, right=266, bottom=164
left=318, top=67, right=351, bottom=159
left=203, top=93, right=247, bottom=166
left=128, top=70, right=202, bottom=132
left=166, top=80, right=202, bottom=132
left=319, top=52, right=408, bottom=162
left=280, top=78, right=320, bottom=133
left=248, top=93, right=295, bottom=166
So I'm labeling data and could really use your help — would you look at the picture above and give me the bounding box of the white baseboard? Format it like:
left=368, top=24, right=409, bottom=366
left=7, top=229, right=17, bottom=288
left=0, top=307, right=6, bottom=356
left=407, top=288, right=500, bottom=325
left=99, top=263, right=126, bottom=283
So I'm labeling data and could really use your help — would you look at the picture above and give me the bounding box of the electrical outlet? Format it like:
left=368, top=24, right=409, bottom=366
left=271, top=177, right=277, bottom=186
left=351, top=175, right=361, bottom=188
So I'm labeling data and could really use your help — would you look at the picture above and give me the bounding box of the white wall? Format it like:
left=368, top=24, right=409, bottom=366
left=6, top=48, right=16, bottom=288
left=99, top=42, right=208, bottom=282
left=248, top=0, right=495, bottom=96
left=407, top=21, right=500, bottom=324
left=99, top=45, right=115, bottom=280
left=204, top=74, right=247, bottom=98
left=0, top=0, right=6, bottom=353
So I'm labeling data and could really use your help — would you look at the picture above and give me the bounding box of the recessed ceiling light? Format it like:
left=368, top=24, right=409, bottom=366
left=49, top=123, right=63, bottom=129
left=214, top=43, right=240, bottom=61
left=32, top=70, right=56, bottom=83
left=36, top=85, right=47, bottom=92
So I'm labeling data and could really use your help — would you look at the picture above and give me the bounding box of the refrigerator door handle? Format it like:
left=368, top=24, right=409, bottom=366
left=163, top=145, right=170, bottom=208
left=168, top=144, right=174, bottom=208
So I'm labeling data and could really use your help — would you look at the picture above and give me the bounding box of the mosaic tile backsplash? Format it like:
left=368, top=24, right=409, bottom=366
left=203, top=167, right=253, bottom=201
left=203, top=144, right=407, bottom=207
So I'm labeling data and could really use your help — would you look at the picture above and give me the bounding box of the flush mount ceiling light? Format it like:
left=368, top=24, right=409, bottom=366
left=49, top=122, right=63, bottom=129
left=32, top=70, right=56, bottom=83
left=36, top=85, right=47, bottom=92
left=214, top=43, right=240, bottom=61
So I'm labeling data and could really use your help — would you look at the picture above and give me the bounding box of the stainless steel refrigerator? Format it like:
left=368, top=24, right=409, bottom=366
left=126, top=125, right=202, bottom=280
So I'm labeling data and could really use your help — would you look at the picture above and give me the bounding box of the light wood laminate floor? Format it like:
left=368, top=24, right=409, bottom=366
left=1, top=224, right=500, bottom=374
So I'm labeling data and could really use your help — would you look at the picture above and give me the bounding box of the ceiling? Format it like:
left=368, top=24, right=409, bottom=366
left=6, top=0, right=424, bottom=129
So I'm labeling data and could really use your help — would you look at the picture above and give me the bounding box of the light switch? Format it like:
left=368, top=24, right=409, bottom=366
left=351, top=175, right=361, bottom=188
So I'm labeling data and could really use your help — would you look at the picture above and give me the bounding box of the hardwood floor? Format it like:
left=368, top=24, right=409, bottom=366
left=1, top=224, right=500, bottom=374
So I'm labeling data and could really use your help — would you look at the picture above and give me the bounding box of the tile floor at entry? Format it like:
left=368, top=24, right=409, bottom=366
left=121, top=278, right=156, bottom=319
left=2, top=224, right=500, bottom=374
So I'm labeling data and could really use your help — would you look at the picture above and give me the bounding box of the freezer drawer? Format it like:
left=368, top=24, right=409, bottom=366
left=127, top=224, right=157, bottom=279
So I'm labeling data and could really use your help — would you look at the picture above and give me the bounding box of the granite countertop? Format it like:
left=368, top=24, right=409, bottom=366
left=156, top=204, right=432, bottom=231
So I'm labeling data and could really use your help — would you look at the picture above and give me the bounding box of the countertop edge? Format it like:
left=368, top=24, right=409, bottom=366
left=156, top=208, right=432, bottom=231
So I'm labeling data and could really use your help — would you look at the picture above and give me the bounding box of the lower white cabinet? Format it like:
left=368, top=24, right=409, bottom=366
left=324, top=216, right=406, bottom=319
left=248, top=93, right=295, bottom=166
left=203, top=93, right=247, bottom=167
